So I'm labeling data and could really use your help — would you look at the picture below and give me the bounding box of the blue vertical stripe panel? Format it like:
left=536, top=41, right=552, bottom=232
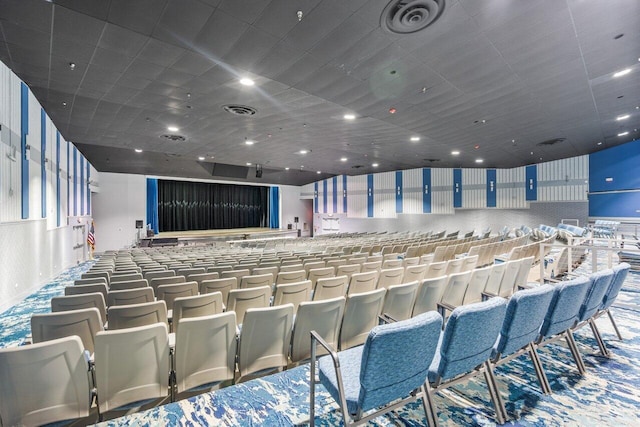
left=40, top=109, right=46, bottom=218
left=66, top=141, right=70, bottom=220
left=453, top=168, right=462, bottom=208
left=86, top=163, right=91, bottom=215
left=80, top=156, right=85, bottom=215
left=332, top=176, right=337, bottom=213
left=314, top=182, right=319, bottom=213
left=73, top=147, right=77, bottom=216
left=422, top=168, right=431, bottom=213
left=525, top=165, right=537, bottom=201
left=342, top=175, right=347, bottom=213
left=367, top=174, right=374, bottom=218
left=56, top=132, right=61, bottom=226
left=20, top=82, right=29, bottom=219
left=486, top=169, right=497, bottom=207
left=146, top=178, right=159, bottom=234
left=269, top=186, right=280, bottom=228
left=395, top=170, right=403, bottom=213
left=322, top=179, right=327, bottom=213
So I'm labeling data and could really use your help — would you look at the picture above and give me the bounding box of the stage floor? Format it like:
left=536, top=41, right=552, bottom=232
left=156, top=227, right=277, bottom=239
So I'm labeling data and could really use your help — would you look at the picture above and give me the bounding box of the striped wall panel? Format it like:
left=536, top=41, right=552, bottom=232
left=373, top=171, right=396, bottom=218
left=347, top=174, right=368, bottom=218
left=538, top=156, right=588, bottom=202
left=402, top=168, right=423, bottom=214
left=497, top=167, right=527, bottom=209
left=462, top=168, right=486, bottom=208
left=431, top=168, right=454, bottom=214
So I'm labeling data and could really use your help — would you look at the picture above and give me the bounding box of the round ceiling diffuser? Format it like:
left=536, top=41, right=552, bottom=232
left=381, top=0, right=445, bottom=34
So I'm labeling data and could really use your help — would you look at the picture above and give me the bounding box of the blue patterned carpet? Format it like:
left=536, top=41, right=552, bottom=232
left=2, top=258, right=639, bottom=426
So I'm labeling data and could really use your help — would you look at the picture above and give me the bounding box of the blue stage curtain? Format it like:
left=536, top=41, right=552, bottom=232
left=269, top=186, right=280, bottom=229
left=146, top=178, right=159, bottom=234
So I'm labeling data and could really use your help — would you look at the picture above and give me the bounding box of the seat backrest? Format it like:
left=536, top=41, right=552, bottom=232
left=143, top=269, right=175, bottom=281
left=273, top=280, right=312, bottom=311
left=237, top=304, right=294, bottom=378
left=276, top=270, right=307, bottom=285
left=253, top=266, right=279, bottom=282
left=494, top=285, right=555, bottom=357
left=403, top=257, right=420, bottom=268
left=156, top=281, right=199, bottom=311
left=220, top=269, right=251, bottom=283
left=150, top=275, right=186, bottom=294
left=81, top=271, right=110, bottom=284
left=381, top=259, right=403, bottom=269
left=578, top=269, right=614, bottom=322
left=376, top=267, right=405, bottom=290
left=539, top=276, right=591, bottom=338
left=107, top=287, right=155, bottom=307
left=200, top=277, right=238, bottom=303
left=382, top=281, right=420, bottom=321
left=359, top=311, right=442, bottom=412
left=279, top=263, right=304, bottom=273
left=177, top=267, right=206, bottom=277
left=94, top=323, right=169, bottom=413
left=110, top=273, right=143, bottom=284
left=172, top=293, right=224, bottom=334
left=65, top=283, right=108, bottom=302
left=107, top=300, right=168, bottom=330
left=74, top=277, right=108, bottom=286
left=496, top=259, right=521, bottom=298
left=513, top=256, right=535, bottom=289
left=412, top=275, right=449, bottom=316
left=327, top=259, right=347, bottom=269
left=308, top=267, right=335, bottom=288
left=340, top=288, right=387, bottom=350
left=187, top=272, right=220, bottom=285
left=484, top=262, right=507, bottom=295
left=403, top=264, right=428, bottom=284
left=0, top=336, right=91, bottom=427
left=335, top=264, right=362, bottom=281
left=424, top=261, right=447, bottom=279
left=433, top=297, right=507, bottom=381
left=51, top=293, right=107, bottom=324
left=304, top=261, right=326, bottom=276
left=440, top=271, right=473, bottom=309
left=601, top=263, right=631, bottom=310
left=174, top=312, right=237, bottom=393
left=460, top=255, right=479, bottom=272
left=226, top=285, right=272, bottom=326
left=31, top=307, right=103, bottom=354
left=109, top=279, right=149, bottom=291
left=348, top=271, right=379, bottom=295
left=462, top=266, right=492, bottom=305
left=290, top=297, right=346, bottom=363
left=240, top=273, right=274, bottom=289
left=445, top=258, right=464, bottom=275
left=361, top=261, right=382, bottom=274
left=313, top=275, right=349, bottom=301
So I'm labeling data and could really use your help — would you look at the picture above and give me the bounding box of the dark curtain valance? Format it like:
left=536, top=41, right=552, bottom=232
left=158, top=179, right=269, bottom=232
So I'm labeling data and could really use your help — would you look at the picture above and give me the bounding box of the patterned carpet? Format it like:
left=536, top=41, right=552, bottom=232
left=1, top=257, right=639, bottom=426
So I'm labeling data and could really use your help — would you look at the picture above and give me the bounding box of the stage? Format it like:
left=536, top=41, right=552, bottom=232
left=138, top=227, right=300, bottom=247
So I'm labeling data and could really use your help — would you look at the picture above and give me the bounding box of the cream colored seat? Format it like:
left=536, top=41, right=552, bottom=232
left=412, top=276, right=448, bottom=316
left=361, top=261, right=382, bottom=274
left=279, top=264, right=304, bottom=273
left=438, top=271, right=473, bottom=315
left=347, top=271, right=379, bottom=295
left=65, top=283, right=108, bottom=302
left=252, top=266, right=279, bottom=282
left=144, top=270, right=175, bottom=281
left=51, top=293, right=107, bottom=324
left=403, top=257, right=420, bottom=267
left=174, top=312, right=237, bottom=396
left=483, top=262, right=507, bottom=297
left=200, top=277, right=237, bottom=303
left=445, top=258, right=464, bottom=275
left=0, top=336, right=93, bottom=426
left=460, top=255, right=479, bottom=272
left=31, top=307, right=103, bottom=354
left=276, top=270, right=307, bottom=285
left=236, top=304, right=294, bottom=382
left=273, top=280, right=312, bottom=311
left=424, top=261, right=448, bottom=279
left=304, top=261, right=326, bottom=277
left=109, top=279, right=149, bottom=291
left=107, top=287, right=155, bottom=307
left=335, top=264, right=362, bottom=282
left=462, top=265, right=492, bottom=305
left=107, top=300, right=168, bottom=330
left=381, top=259, right=403, bottom=269
left=220, top=269, right=251, bottom=284
left=110, top=273, right=143, bottom=284
left=187, top=272, right=220, bottom=286
left=240, top=273, right=273, bottom=289
left=514, top=256, right=535, bottom=290
left=94, top=323, right=170, bottom=418
left=150, top=275, right=186, bottom=294
left=313, top=276, right=349, bottom=301
left=382, top=281, right=420, bottom=321
left=339, top=288, right=386, bottom=350
left=172, top=293, right=224, bottom=334
left=376, top=267, right=405, bottom=289
left=74, top=277, right=108, bottom=286
left=226, top=286, right=272, bottom=326
left=494, top=258, right=521, bottom=298
left=177, top=267, right=206, bottom=277
left=403, top=264, right=428, bottom=284
left=290, top=297, right=345, bottom=364
left=156, top=281, right=199, bottom=312
left=82, top=271, right=110, bottom=284
left=308, top=267, right=335, bottom=289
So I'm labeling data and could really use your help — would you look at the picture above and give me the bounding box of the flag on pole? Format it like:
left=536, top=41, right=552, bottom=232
left=87, top=221, right=95, bottom=251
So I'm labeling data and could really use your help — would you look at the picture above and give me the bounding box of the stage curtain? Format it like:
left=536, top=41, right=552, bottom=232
left=269, top=186, right=280, bottom=229
left=157, top=179, right=269, bottom=232
left=146, top=178, right=159, bottom=234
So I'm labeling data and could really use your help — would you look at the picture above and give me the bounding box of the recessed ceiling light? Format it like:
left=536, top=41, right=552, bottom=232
left=246, top=162, right=252, bottom=166
left=285, top=167, right=290, bottom=170
left=616, top=114, right=630, bottom=121
left=618, top=131, right=629, bottom=136
left=597, top=142, right=603, bottom=146
left=62, top=102, right=67, bottom=106
left=167, top=126, right=179, bottom=132
left=135, top=149, right=143, bottom=153
left=239, top=78, right=255, bottom=86
left=451, top=150, right=460, bottom=156
left=69, top=62, right=76, bottom=70
left=343, top=114, right=356, bottom=120
left=198, top=156, right=205, bottom=161
left=340, top=157, right=348, bottom=162
left=372, top=163, right=379, bottom=167
left=410, top=136, right=420, bottom=142
left=245, top=140, right=255, bottom=145
left=475, top=159, right=484, bottom=163
left=613, top=68, right=631, bottom=78
left=299, top=150, right=308, bottom=154
left=317, top=171, right=321, bottom=174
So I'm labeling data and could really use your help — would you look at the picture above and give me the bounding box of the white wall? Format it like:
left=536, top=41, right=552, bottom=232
left=280, top=184, right=313, bottom=236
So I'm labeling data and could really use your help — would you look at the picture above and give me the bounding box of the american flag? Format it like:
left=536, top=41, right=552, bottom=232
left=87, top=221, right=95, bottom=249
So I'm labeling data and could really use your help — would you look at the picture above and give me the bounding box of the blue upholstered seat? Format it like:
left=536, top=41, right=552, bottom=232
left=577, top=269, right=614, bottom=323
left=312, top=311, right=442, bottom=426
left=427, top=297, right=508, bottom=424
left=591, top=263, right=631, bottom=346
left=539, top=276, right=590, bottom=339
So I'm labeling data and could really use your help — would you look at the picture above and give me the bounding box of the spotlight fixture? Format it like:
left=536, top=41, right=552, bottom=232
left=68, top=62, right=76, bottom=70
left=135, top=149, right=143, bottom=153
left=239, top=78, right=255, bottom=86
left=167, top=126, right=179, bottom=132
left=475, top=159, right=484, bottom=163
left=285, top=167, right=290, bottom=170
left=618, top=131, right=629, bottom=136
left=343, top=114, right=356, bottom=120
left=198, top=156, right=205, bottom=161
left=62, top=102, right=67, bottom=106
left=246, top=162, right=252, bottom=166
left=317, top=171, right=321, bottom=174
left=451, top=150, right=460, bottom=156
left=245, top=140, right=255, bottom=145
left=372, top=163, right=379, bottom=167
left=340, top=157, right=348, bottom=162
left=613, top=68, right=631, bottom=78
left=616, top=114, right=630, bottom=121
left=299, top=150, right=308, bottom=154
left=410, top=136, right=420, bottom=142
left=597, top=142, right=603, bottom=146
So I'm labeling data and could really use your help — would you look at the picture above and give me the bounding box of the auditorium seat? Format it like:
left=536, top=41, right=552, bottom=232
left=110, top=273, right=143, bottom=284
left=462, top=266, right=492, bottom=305
left=109, top=279, right=149, bottom=291
left=107, top=301, right=168, bottom=331
left=172, top=293, right=224, bottom=334
left=156, top=282, right=199, bottom=314
left=144, top=270, right=175, bottom=281
left=376, top=267, right=404, bottom=290
left=75, top=277, right=108, bottom=287
left=382, top=281, right=420, bottom=321
left=31, top=307, right=104, bottom=354
left=65, top=283, right=108, bottom=302
left=308, top=267, right=335, bottom=289
left=339, top=288, right=386, bottom=350
left=240, top=273, right=273, bottom=289
left=276, top=270, right=307, bottom=285
left=438, top=271, right=473, bottom=317
left=226, top=286, right=272, bottom=327
left=150, top=275, right=186, bottom=294
left=347, top=271, right=379, bottom=295
left=313, top=276, right=349, bottom=301
left=403, top=264, right=428, bottom=284
left=273, top=281, right=312, bottom=311
left=200, top=277, right=237, bottom=304
left=51, top=293, right=107, bottom=324
left=107, top=287, right=155, bottom=307
left=186, top=272, right=219, bottom=286
left=412, top=275, right=448, bottom=317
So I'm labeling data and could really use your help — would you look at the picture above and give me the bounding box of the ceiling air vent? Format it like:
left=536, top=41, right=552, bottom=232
left=160, top=134, right=186, bottom=142
left=381, top=0, right=445, bottom=34
left=423, top=158, right=441, bottom=162
left=352, top=165, right=364, bottom=169
left=222, top=104, right=257, bottom=116
left=536, top=138, right=566, bottom=147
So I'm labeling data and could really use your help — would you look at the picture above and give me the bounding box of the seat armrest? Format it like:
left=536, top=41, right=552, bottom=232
left=310, top=330, right=340, bottom=369
left=379, top=313, right=398, bottom=324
